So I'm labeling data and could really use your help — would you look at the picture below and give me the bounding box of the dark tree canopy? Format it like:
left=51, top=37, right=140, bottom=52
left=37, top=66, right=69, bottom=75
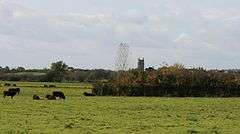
left=45, top=61, right=68, bottom=82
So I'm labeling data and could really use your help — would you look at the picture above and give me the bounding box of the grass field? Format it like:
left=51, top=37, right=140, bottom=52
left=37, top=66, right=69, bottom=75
left=0, top=82, right=240, bottom=134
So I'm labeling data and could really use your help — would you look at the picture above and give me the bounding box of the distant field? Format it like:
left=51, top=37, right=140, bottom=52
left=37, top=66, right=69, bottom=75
left=14, top=72, right=46, bottom=76
left=1, top=81, right=92, bottom=89
left=0, top=82, right=240, bottom=134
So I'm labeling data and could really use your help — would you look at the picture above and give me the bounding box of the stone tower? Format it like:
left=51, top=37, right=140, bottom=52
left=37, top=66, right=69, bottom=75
left=137, top=58, right=144, bottom=71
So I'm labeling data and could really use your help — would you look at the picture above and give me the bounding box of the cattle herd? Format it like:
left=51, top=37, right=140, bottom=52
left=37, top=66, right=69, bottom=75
left=2, top=83, right=66, bottom=100
left=33, top=91, right=66, bottom=100
left=2, top=83, right=95, bottom=100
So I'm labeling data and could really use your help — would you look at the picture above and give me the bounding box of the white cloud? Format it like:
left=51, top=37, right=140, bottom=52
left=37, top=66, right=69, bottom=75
left=0, top=0, right=239, bottom=69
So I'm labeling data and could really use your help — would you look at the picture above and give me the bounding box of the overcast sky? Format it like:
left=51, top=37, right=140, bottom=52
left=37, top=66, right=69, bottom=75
left=0, top=0, right=239, bottom=69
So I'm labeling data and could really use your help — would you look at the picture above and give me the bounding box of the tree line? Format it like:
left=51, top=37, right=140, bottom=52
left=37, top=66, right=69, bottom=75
left=93, top=64, right=240, bottom=97
left=0, top=61, right=115, bottom=82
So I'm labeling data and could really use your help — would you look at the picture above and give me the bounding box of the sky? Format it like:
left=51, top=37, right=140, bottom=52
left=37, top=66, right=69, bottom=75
left=0, top=0, right=239, bottom=69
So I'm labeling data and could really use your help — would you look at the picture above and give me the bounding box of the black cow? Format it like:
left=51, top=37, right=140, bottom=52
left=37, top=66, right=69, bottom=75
left=8, top=88, right=20, bottom=95
left=52, top=91, right=65, bottom=99
left=45, top=95, right=56, bottom=100
left=83, top=92, right=96, bottom=96
left=4, top=83, right=11, bottom=87
left=3, top=91, right=17, bottom=99
left=33, top=95, right=40, bottom=100
left=45, top=94, right=51, bottom=98
left=12, top=84, right=17, bottom=87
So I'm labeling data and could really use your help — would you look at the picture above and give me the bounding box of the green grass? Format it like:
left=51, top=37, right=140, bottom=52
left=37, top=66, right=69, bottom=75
left=0, top=82, right=240, bottom=133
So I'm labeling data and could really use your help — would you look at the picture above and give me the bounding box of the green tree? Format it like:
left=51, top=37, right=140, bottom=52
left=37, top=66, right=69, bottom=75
left=16, top=67, right=25, bottom=72
left=46, top=61, right=68, bottom=82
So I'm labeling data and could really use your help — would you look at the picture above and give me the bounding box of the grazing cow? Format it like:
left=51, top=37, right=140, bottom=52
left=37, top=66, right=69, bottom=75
left=3, top=91, right=17, bottom=99
left=12, top=84, right=17, bottom=87
left=83, top=92, right=96, bottom=96
left=52, top=91, right=65, bottom=99
left=33, top=95, right=40, bottom=100
left=45, top=95, right=56, bottom=100
left=4, top=83, right=11, bottom=87
left=8, top=88, right=20, bottom=95
left=45, top=94, right=51, bottom=98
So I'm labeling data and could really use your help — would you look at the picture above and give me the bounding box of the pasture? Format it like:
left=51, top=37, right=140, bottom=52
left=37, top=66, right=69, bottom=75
left=0, top=82, right=240, bottom=134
